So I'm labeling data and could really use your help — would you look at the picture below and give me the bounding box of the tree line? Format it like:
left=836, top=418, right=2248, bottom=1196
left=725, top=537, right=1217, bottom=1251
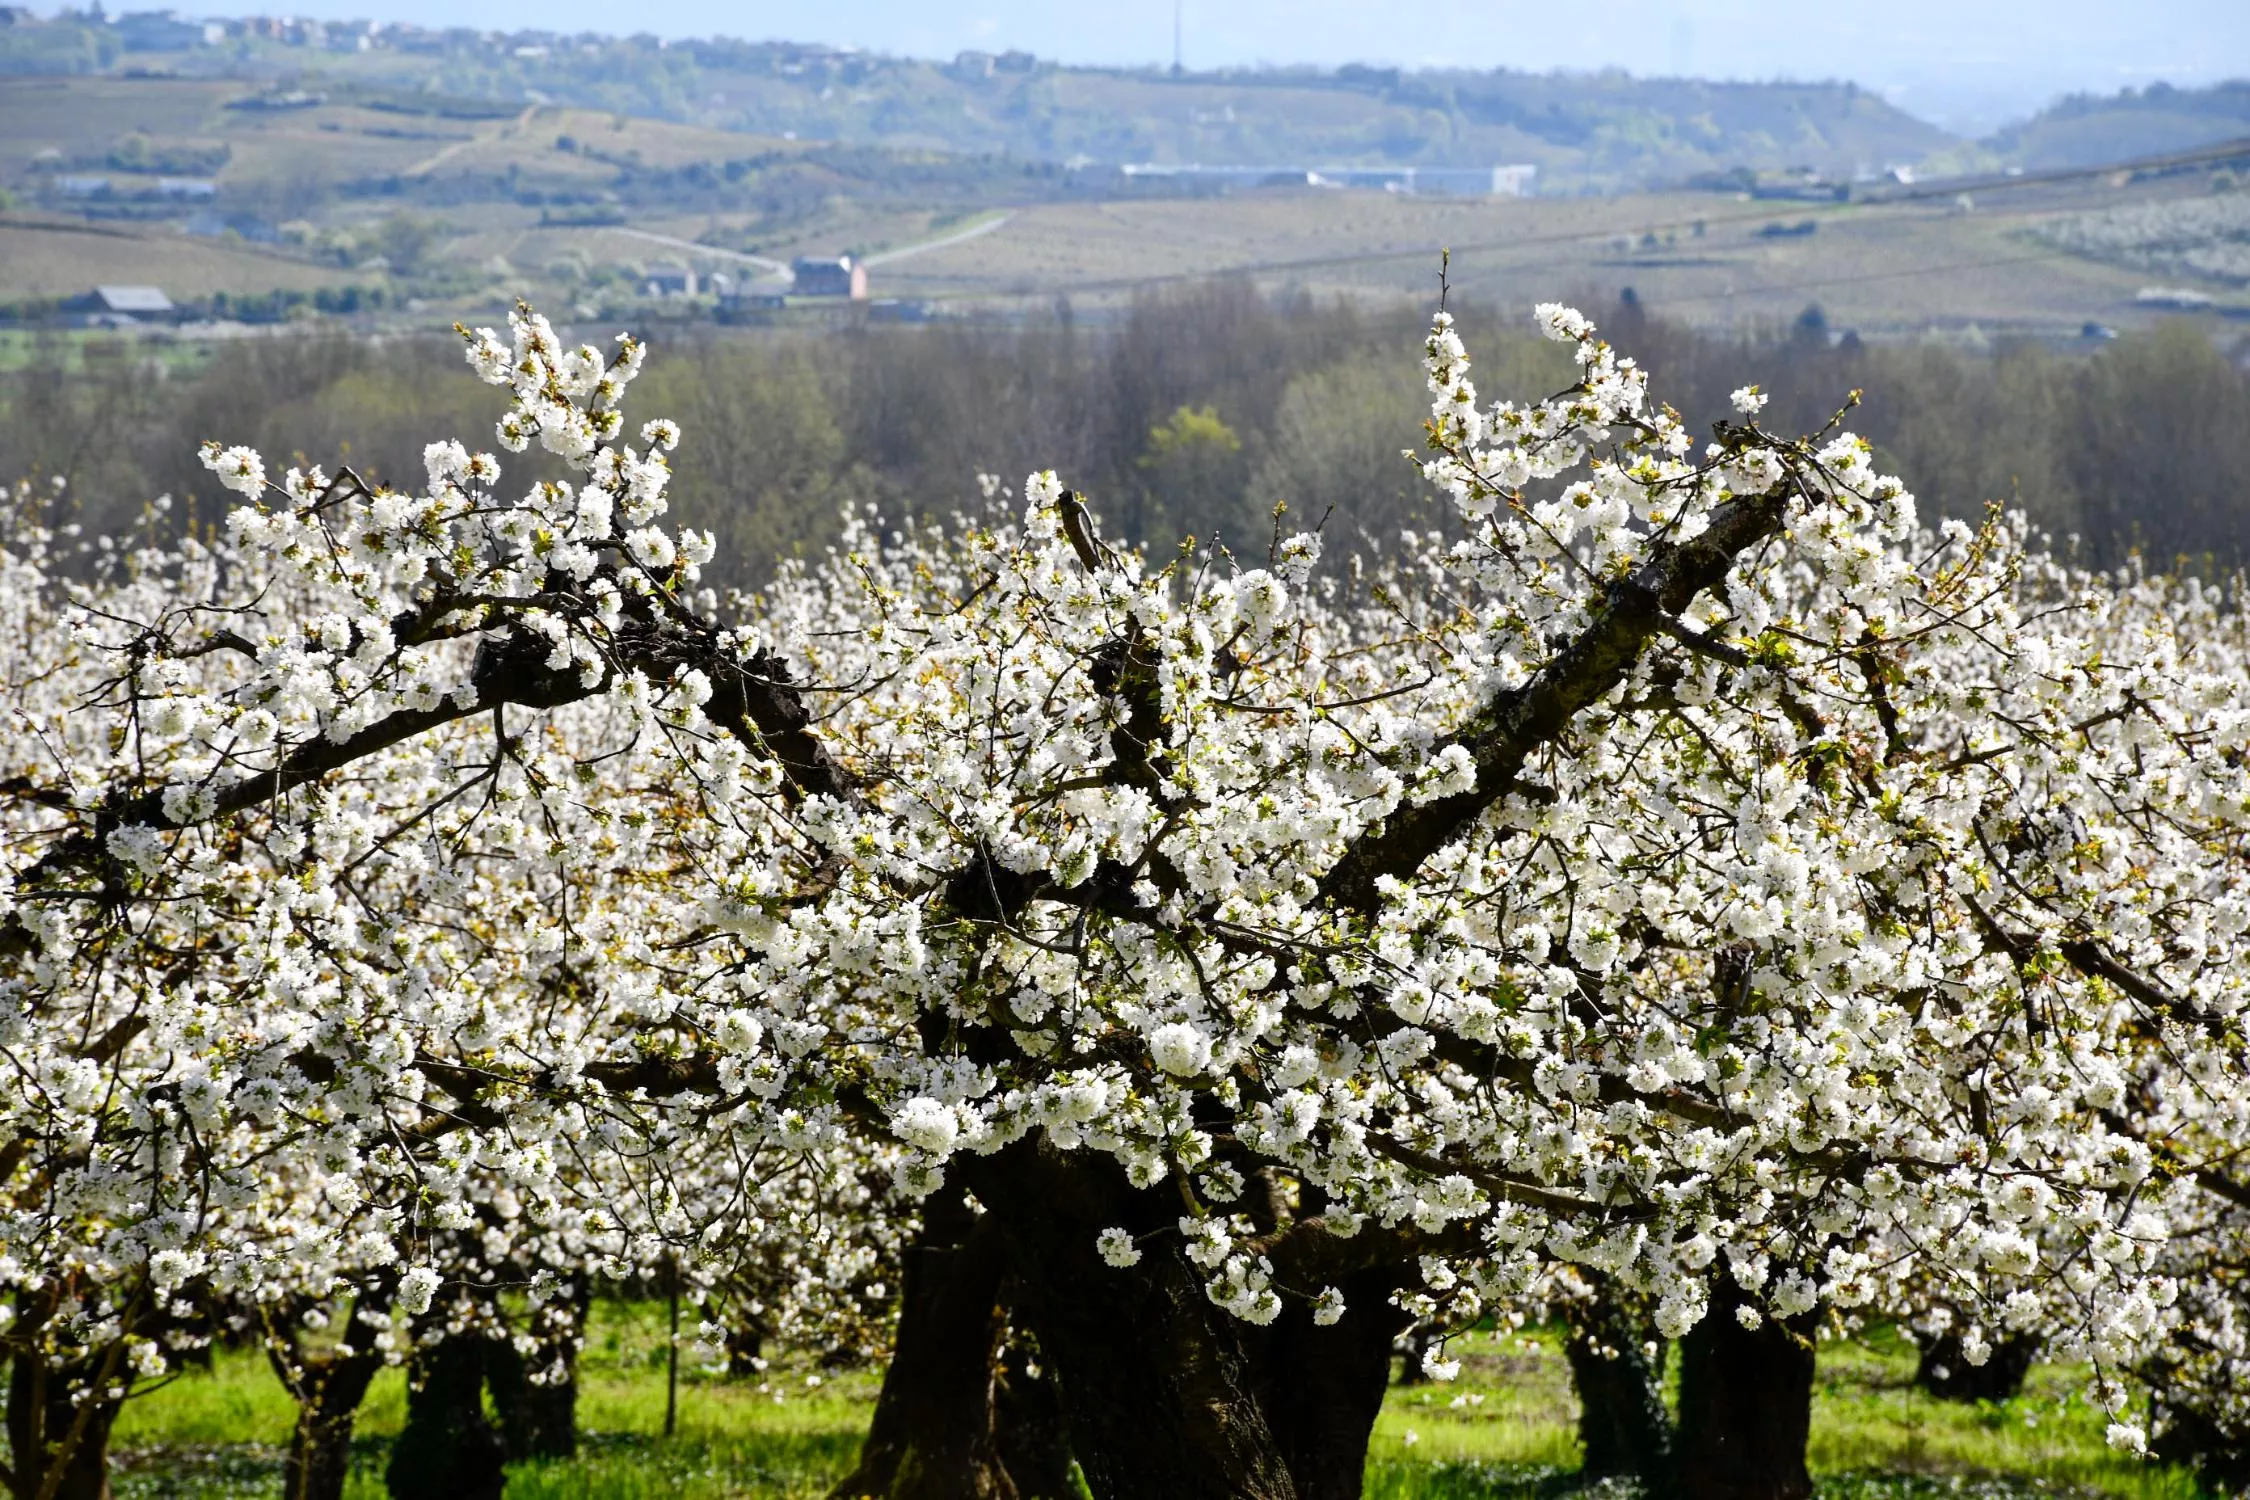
left=6, top=284, right=2247, bottom=591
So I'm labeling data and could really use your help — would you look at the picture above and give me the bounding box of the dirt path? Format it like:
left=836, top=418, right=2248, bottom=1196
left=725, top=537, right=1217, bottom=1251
left=403, top=102, right=540, bottom=178
left=861, top=212, right=1013, bottom=268
left=608, top=228, right=789, bottom=276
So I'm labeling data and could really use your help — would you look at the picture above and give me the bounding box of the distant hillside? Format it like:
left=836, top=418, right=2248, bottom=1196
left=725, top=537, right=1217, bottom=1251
left=0, top=70, right=1113, bottom=321
left=508, top=54, right=1958, bottom=191
left=1990, top=81, right=2250, bottom=170
left=0, top=12, right=1959, bottom=191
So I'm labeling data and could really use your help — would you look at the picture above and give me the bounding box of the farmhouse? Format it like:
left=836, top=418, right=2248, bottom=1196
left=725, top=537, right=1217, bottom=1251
left=63, top=285, right=176, bottom=325
left=791, top=255, right=868, bottom=299
left=642, top=263, right=697, bottom=297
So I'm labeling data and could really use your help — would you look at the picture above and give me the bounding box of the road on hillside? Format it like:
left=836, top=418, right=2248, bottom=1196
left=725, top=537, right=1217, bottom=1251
left=609, top=229, right=790, bottom=276
left=403, top=103, right=540, bottom=178
left=862, top=214, right=1012, bottom=268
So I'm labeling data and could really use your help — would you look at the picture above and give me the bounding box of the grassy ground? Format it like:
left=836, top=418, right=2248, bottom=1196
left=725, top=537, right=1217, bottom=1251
left=0, top=326, right=228, bottom=375
left=91, top=1303, right=2203, bottom=1500
left=1360, top=1322, right=2195, bottom=1500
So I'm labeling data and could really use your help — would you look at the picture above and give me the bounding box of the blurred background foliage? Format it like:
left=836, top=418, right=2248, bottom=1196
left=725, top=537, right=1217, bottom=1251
left=6, top=282, right=2248, bottom=589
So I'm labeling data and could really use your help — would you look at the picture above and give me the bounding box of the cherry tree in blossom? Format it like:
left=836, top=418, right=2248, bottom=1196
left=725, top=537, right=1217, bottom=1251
left=8, top=298, right=2250, bottom=1500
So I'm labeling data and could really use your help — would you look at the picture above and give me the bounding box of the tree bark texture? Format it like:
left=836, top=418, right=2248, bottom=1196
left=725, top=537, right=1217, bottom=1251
left=1253, top=1267, right=1408, bottom=1500
left=487, top=1278, right=588, bottom=1463
left=830, top=1183, right=1019, bottom=1500
left=384, top=1331, right=507, bottom=1500
left=1561, top=1280, right=1672, bottom=1479
left=5, top=1349, right=124, bottom=1500
left=266, top=1290, right=395, bottom=1500
left=968, top=1140, right=1404, bottom=1500
left=991, top=1332, right=1079, bottom=1500
left=277, top=1346, right=385, bottom=1500
left=1671, top=1277, right=1817, bottom=1500
left=1003, top=1222, right=1292, bottom=1497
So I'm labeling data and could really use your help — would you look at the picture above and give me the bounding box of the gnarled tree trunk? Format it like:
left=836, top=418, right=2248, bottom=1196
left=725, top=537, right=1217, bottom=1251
left=1252, top=1266, right=1408, bottom=1500
left=830, top=1183, right=1018, bottom=1500
left=488, top=1277, right=588, bottom=1463
left=992, top=1328, right=1079, bottom=1500
left=968, top=1139, right=1405, bottom=1500
left=970, top=1142, right=1293, bottom=1500
left=1004, top=1226, right=1293, bottom=1497
left=1671, top=1276, right=1817, bottom=1500
left=4, top=1346, right=127, bottom=1500
left=271, top=1302, right=390, bottom=1500
left=1560, top=1277, right=1672, bottom=1479
left=384, top=1330, right=507, bottom=1500
left=281, top=1353, right=382, bottom=1500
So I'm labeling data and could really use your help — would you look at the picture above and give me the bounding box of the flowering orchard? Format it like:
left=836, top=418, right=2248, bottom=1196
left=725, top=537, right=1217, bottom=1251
left=4, top=298, right=2250, bottom=1500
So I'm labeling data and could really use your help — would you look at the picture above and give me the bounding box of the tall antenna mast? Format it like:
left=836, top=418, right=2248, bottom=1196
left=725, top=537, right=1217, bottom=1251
left=1172, top=0, right=1182, bottom=74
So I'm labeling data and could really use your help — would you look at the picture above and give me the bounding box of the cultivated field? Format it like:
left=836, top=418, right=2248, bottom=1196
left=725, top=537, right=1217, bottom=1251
left=0, top=76, right=803, bottom=188
left=2, top=74, right=2246, bottom=339
left=0, top=217, right=360, bottom=299
left=866, top=174, right=2245, bottom=338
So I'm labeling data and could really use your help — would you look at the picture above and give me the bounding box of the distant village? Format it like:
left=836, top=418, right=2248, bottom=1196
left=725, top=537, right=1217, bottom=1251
left=2, top=6, right=1554, bottom=197
left=3, top=3, right=880, bottom=66
left=47, top=251, right=904, bottom=330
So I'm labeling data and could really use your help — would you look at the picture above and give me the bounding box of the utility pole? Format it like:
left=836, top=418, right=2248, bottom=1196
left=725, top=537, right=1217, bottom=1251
left=1172, top=0, right=1182, bottom=75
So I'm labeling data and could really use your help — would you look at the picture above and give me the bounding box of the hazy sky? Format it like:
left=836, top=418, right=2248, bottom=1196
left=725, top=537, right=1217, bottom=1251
left=203, top=0, right=2250, bottom=133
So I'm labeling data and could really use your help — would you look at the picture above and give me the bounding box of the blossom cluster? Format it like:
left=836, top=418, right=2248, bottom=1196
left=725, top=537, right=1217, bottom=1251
left=6, top=300, right=2250, bottom=1456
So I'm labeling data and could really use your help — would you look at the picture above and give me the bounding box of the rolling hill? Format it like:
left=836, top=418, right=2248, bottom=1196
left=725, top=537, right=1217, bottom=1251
left=1989, top=81, right=2250, bottom=170
left=3, top=11, right=1958, bottom=192
left=0, top=15, right=2245, bottom=339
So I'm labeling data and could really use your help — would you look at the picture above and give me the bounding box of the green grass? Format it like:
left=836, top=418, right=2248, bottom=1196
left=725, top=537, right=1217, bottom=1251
left=0, top=327, right=222, bottom=376
left=1805, top=1330, right=2195, bottom=1500
left=84, top=1307, right=2210, bottom=1499
left=108, top=1345, right=401, bottom=1500
left=108, top=1299, right=875, bottom=1500
left=1367, top=1328, right=2195, bottom=1500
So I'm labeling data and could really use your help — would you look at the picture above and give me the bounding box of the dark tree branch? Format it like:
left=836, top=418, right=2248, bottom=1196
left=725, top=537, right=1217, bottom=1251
left=1320, top=481, right=1793, bottom=914
left=12, top=576, right=852, bottom=905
